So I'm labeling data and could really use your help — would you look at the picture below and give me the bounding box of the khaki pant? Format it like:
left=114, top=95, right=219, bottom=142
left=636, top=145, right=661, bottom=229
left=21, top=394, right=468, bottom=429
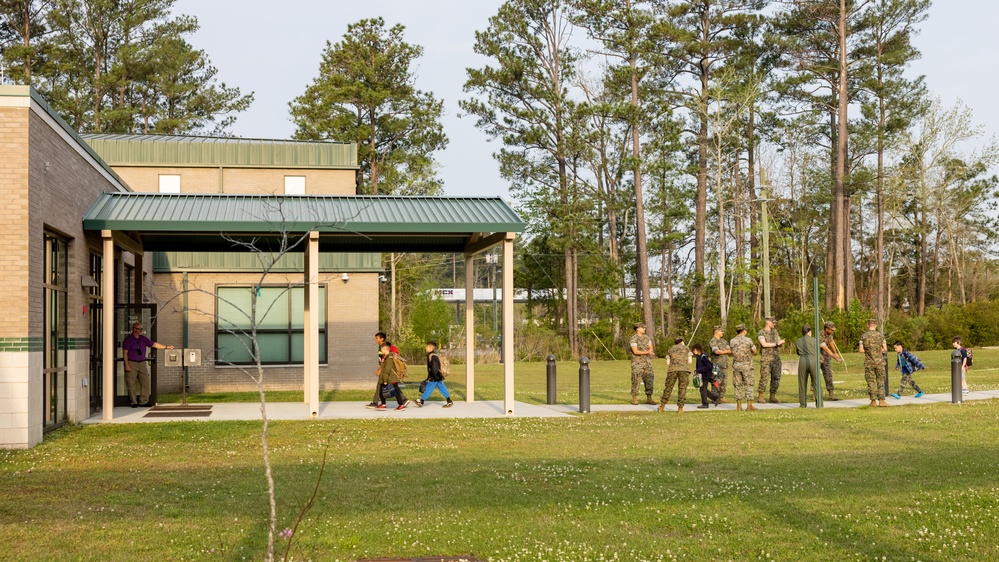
left=126, top=361, right=150, bottom=405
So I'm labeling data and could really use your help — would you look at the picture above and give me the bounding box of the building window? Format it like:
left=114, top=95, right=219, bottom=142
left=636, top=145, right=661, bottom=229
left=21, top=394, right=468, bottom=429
left=284, top=176, right=306, bottom=195
left=159, top=174, right=181, bottom=193
left=43, top=232, right=68, bottom=430
left=216, top=285, right=327, bottom=365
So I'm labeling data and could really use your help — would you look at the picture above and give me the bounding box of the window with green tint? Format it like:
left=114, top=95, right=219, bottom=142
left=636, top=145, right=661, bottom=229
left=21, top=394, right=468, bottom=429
left=216, top=286, right=327, bottom=365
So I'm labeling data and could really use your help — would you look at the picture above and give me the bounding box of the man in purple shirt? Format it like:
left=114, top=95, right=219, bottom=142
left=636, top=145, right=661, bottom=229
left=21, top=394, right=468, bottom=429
left=122, top=322, right=174, bottom=408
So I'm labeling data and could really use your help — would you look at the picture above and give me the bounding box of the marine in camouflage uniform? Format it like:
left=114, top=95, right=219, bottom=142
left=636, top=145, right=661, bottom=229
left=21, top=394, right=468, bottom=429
left=629, top=323, right=656, bottom=405
left=818, top=321, right=842, bottom=400
left=756, top=317, right=785, bottom=403
left=859, top=319, right=888, bottom=405
left=709, top=326, right=731, bottom=402
left=658, top=339, right=691, bottom=412
left=729, top=325, right=757, bottom=411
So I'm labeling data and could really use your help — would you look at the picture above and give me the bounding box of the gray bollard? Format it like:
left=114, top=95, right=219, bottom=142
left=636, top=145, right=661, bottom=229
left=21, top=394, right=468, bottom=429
left=546, top=354, right=557, bottom=405
left=951, top=349, right=964, bottom=404
left=579, top=356, right=590, bottom=413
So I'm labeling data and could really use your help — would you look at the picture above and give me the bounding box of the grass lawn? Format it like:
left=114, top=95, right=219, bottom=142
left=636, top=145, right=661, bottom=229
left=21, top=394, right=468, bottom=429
left=3, top=363, right=999, bottom=560
left=158, top=348, right=998, bottom=406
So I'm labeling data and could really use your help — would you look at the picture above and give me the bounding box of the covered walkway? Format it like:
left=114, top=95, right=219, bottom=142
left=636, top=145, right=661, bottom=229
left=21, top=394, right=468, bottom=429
left=82, top=193, right=526, bottom=420
left=80, top=389, right=999, bottom=424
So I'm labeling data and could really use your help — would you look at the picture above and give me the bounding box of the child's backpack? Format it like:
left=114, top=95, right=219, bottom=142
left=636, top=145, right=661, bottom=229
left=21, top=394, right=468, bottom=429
left=392, top=356, right=409, bottom=380
left=436, top=353, right=451, bottom=378
left=965, top=348, right=974, bottom=367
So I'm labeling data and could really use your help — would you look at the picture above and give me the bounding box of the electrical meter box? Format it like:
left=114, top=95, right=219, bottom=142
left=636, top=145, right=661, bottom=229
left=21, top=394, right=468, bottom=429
left=183, top=348, right=202, bottom=367
left=163, top=350, right=183, bottom=367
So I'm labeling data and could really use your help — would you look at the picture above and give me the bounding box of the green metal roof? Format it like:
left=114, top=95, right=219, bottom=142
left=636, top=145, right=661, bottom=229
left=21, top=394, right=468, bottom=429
left=83, top=193, right=525, bottom=253
left=81, top=133, right=358, bottom=169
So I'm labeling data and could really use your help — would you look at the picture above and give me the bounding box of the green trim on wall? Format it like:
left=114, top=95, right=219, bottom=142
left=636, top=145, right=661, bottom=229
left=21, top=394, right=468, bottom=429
left=0, top=337, right=89, bottom=352
left=0, top=337, right=44, bottom=352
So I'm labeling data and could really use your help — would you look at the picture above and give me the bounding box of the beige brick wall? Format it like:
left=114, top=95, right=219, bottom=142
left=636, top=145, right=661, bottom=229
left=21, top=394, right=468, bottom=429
left=113, top=166, right=355, bottom=195
left=151, top=271, right=378, bottom=393
left=0, top=107, right=30, bottom=338
left=1, top=98, right=126, bottom=446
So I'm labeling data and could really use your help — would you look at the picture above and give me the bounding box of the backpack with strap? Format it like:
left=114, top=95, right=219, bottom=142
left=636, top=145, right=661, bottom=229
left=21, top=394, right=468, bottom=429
left=434, top=352, right=451, bottom=379
left=392, top=356, right=409, bottom=380
left=965, top=347, right=974, bottom=367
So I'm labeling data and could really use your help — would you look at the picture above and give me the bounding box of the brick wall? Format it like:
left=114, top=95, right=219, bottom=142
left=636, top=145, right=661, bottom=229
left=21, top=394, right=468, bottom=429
left=1, top=94, right=125, bottom=447
left=0, top=107, right=30, bottom=338
left=151, top=271, right=378, bottom=393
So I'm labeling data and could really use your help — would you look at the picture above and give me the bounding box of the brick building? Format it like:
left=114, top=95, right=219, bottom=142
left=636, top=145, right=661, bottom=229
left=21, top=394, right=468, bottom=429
left=0, top=85, right=523, bottom=449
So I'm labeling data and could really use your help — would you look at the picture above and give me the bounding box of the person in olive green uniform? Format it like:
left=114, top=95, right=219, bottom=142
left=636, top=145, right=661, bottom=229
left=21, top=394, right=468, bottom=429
left=729, top=324, right=757, bottom=412
left=629, top=323, right=656, bottom=405
left=757, top=316, right=785, bottom=404
left=658, top=337, right=691, bottom=413
left=818, top=321, right=843, bottom=400
left=795, top=325, right=819, bottom=408
left=858, top=319, right=888, bottom=407
left=709, top=325, right=731, bottom=403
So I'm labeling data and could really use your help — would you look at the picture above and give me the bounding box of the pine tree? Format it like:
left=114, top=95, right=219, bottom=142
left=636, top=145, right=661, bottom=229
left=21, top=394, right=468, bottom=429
left=289, top=17, right=447, bottom=196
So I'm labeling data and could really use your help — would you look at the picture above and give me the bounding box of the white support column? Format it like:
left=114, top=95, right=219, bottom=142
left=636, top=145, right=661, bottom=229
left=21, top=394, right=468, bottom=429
left=465, top=254, right=475, bottom=403
left=101, top=231, right=115, bottom=420
left=502, top=234, right=515, bottom=415
left=304, top=232, right=320, bottom=416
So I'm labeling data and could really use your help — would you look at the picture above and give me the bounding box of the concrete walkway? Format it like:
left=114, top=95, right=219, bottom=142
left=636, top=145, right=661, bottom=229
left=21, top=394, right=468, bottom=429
left=81, top=389, right=999, bottom=424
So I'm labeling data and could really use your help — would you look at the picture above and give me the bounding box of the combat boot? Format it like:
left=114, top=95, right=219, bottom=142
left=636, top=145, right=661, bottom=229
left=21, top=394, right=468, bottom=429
left=757, top=391, right=765, bottom=404
left=718, top=397, right=729, bottom=404
left=746, top=402, right=757, bottom=411
left=677, top=405, right=683, bottom=414
left=868, top=400, right=877, bottom=407
left=631, top=395, right=639, bottom=405
left=826, top=392, right=839, bottom=401
left=768, top=392, right=781, bottom=404
left=878, top=399, right=889, bottom=407
left=646, top=394, right=656, bottom=405
left=657, top=402, right=665, bottom=413
left=736, top=400, right=743, bottom=411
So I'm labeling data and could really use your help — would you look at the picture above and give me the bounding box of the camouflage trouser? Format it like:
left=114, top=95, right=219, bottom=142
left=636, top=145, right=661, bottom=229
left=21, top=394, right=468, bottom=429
left=897, top=371, right=922, bottom=396
left=732, top=363, right=755, bottom=401
left=865, top=361, right=886, bottom=400
left=757, top=358, right=782, bottom=395
left=820, top=356, right=835, bottom=392
left=631, top=362, right=655, bottom=397
left=716, top=366, right=730, bottom=398
left=661, top=370, right=690, bottom=407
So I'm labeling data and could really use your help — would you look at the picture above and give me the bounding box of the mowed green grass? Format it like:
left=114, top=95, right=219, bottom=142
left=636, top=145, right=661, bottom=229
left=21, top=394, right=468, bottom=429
left=159, top=348, right=997, bottom=405
left=3, top=361, right=999, bottom=560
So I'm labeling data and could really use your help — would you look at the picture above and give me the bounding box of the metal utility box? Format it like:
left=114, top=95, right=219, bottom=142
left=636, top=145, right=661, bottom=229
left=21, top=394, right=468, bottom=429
left=183, top=349, right=202, bottom=367
left=163, top=349, right=183, bottom=367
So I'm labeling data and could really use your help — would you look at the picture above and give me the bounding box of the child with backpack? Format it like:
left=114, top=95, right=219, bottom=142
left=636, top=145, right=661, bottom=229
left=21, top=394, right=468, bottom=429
left=417, top=340, right=453, bottom=408
left=691, top=343, right=720, bottom=409
left=891, top=341, right=925, bottom=399
left=377, top=342, right=411, bottom=411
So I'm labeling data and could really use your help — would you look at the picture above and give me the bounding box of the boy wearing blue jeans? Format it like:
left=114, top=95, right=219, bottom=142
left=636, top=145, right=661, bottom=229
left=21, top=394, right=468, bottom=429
left=891, top=341, right=925, bottom=399
left=417, top=341, right=453, bottom=408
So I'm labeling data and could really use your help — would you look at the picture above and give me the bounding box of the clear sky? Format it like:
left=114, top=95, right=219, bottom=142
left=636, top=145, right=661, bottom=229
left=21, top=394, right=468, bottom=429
left=174, top=0, right=998, bottom=199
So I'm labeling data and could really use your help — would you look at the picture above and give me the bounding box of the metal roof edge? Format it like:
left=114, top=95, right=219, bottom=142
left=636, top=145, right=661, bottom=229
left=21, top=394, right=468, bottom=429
left=0, top=86, right=131, bottom=192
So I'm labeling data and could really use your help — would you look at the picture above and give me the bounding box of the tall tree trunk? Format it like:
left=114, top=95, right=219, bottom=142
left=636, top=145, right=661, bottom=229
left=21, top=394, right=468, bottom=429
left=717, top=132, right=727, bottom=327
left=695, top=72, right=709, bottom=320
left=630, top=51, right=654, bottom=341
left=876, top=62, right=886, bottom=325
left=748, top=110, right=759, bottom=316
left=917, top=209, right=928, bottom=315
